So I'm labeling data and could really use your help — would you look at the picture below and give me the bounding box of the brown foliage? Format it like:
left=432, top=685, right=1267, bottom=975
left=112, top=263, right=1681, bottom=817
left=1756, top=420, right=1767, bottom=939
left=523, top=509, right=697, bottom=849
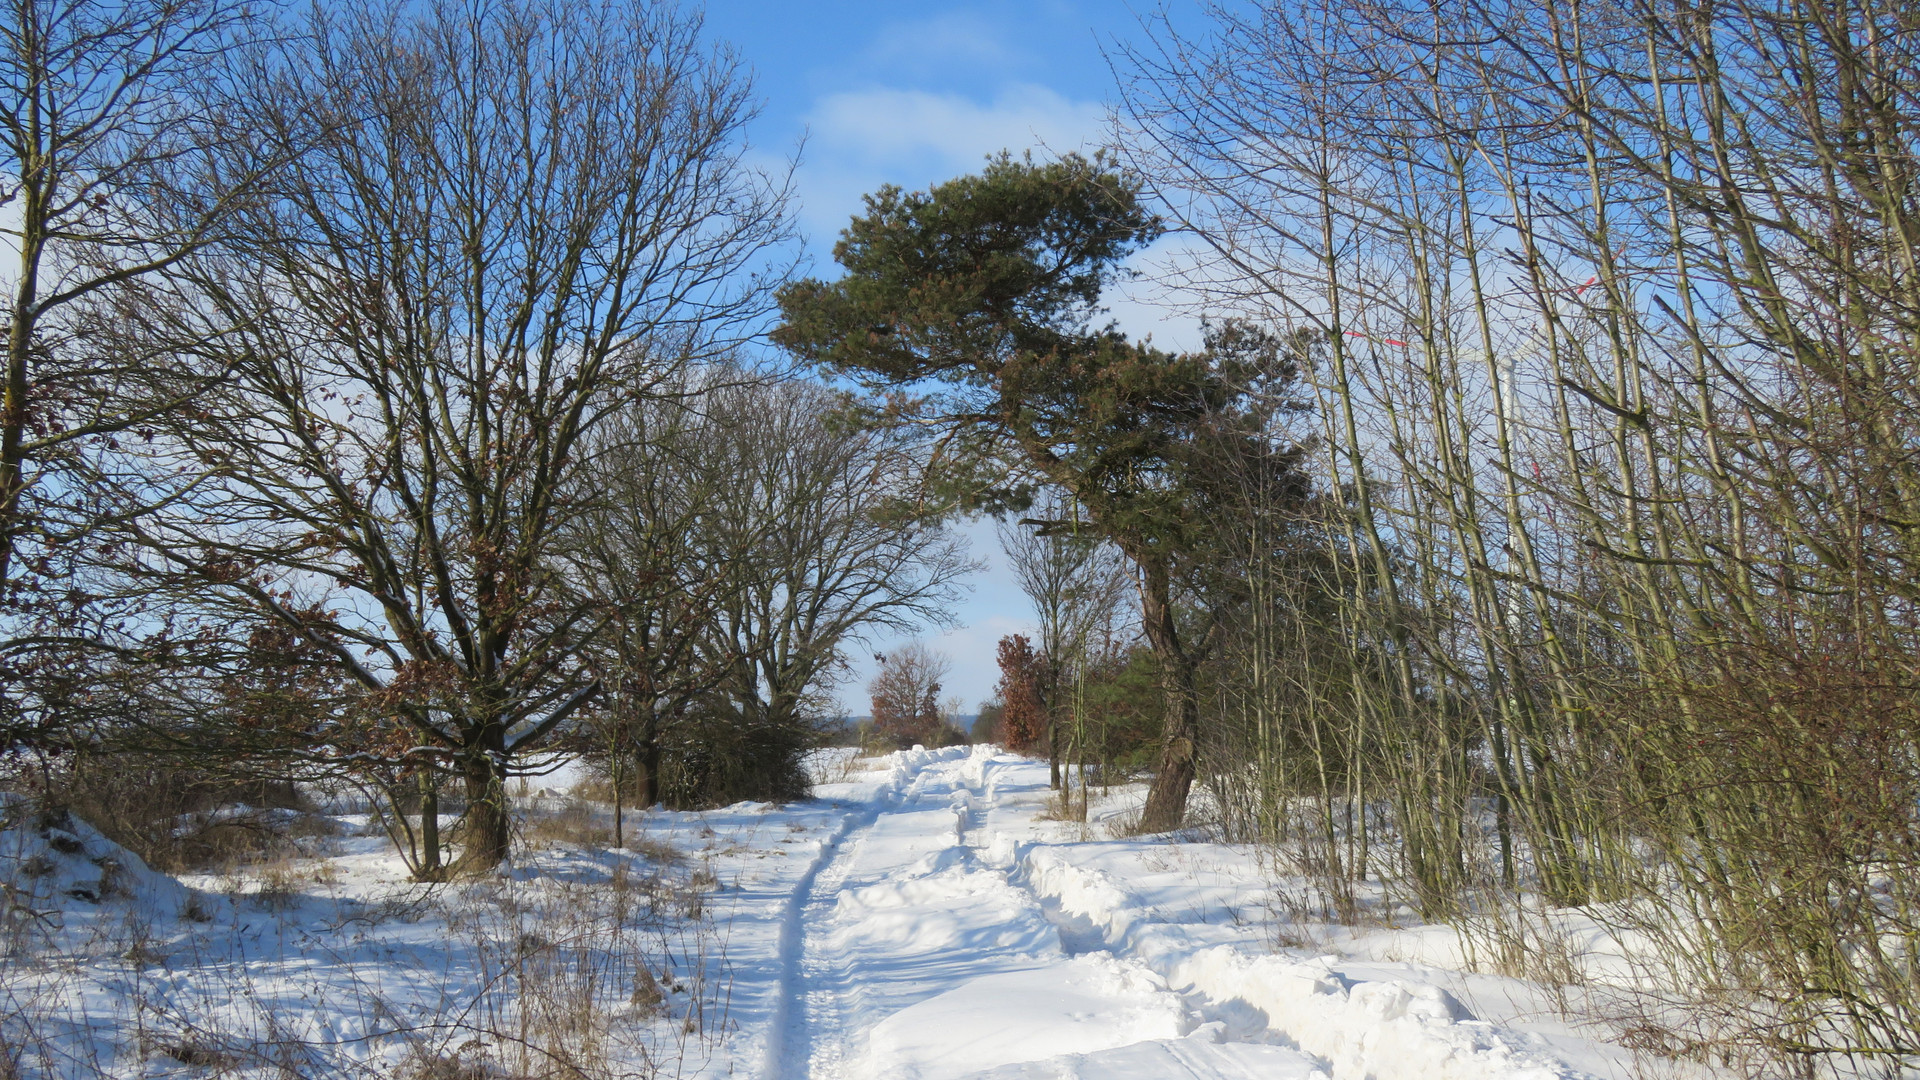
left=869, top=642, right=950, bottom=748
left=994, top=635, right=1047, bottom=753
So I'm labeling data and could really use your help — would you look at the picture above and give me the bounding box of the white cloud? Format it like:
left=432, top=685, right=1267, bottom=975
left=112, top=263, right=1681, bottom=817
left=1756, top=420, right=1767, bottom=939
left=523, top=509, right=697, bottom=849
left=1105, top=240, right=1211, bottom=354
left=797, top=83, right=1108, bottom=237
left=812, top=82, right=1104, bottom=168
left=792, top=86, right=1216, bottom=349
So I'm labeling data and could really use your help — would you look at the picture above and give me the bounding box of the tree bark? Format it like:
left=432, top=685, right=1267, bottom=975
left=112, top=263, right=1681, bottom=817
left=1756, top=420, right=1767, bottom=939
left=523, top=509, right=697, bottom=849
left=416, top=768, right=442, bottom=880
left=1, top=196, right=41, bottom=594
left=1133, top=553, right=1200, bottom=833
left=1048, top=714, right=1061, bottom=790
left=450, top=729, right=511, bottom=876
left=636, top=734, right=661, bottom=809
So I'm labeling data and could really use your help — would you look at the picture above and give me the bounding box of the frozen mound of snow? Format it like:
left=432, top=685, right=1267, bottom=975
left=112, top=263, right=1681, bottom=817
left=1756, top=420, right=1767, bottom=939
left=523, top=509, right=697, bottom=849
left=856, top=954, right=1189, bottom=1080
left=1170, top=949, right=1577, bottom=1080
left=1021, top=845, right=1143, bottom=943
left=960, top=1035, right=1330, bottom=1080
left=829, top=855, right=1058, bottom=959
left=0, top=795, right=191, bottom=933
left=1016, top=842, right=1589, bottom=1080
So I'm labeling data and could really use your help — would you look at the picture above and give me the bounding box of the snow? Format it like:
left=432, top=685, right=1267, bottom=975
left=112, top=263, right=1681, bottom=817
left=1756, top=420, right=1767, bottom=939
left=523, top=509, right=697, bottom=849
left=860, top=955, right=1188, bottom=1079
left=0, top=796, right=191, bottom=923
left=0, top=749, right=1710, bottom=1080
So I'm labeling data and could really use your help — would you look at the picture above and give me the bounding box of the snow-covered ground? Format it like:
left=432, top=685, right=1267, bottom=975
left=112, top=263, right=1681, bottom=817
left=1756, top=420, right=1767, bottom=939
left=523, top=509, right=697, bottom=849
left=0, top=748, right=1706, bottom=1079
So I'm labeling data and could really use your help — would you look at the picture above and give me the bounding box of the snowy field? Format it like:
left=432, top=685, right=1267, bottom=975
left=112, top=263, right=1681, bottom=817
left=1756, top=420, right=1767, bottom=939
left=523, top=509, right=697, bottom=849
left=0, top=747, right=1709, bottom=1079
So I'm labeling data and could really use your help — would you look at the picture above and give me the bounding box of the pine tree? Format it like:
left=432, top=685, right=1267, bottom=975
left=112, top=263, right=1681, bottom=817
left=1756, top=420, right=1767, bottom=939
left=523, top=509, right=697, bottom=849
left=775, top=154, right=1311, bottom=830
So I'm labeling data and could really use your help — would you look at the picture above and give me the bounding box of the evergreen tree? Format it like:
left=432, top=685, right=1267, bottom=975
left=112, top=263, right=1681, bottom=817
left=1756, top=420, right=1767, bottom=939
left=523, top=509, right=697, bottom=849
left=775, top=153, right=1311, bottom=830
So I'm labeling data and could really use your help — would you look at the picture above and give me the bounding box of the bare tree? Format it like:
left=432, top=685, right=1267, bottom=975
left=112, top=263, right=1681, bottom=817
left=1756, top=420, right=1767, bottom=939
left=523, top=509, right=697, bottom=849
left=696, top=379, right=975, bottom=757
left=999, top=495, right=1132, bottom=785
left=0, top=0, right=275, bottom=751
left=563, top=371, right=771, bottom=835
left=869, top=640, right=952, bottom=748
left=105, top=0, right=792, bottom=875
left=564, top=375, right=969, bottom=812
left=1118, top=0, right=1920, bottom=1067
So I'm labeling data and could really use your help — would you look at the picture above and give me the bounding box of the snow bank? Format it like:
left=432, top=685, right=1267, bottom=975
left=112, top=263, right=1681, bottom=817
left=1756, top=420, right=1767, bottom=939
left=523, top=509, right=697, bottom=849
left=829, top=853, right=1058, bottom=959
left=1016, top=844, right=1588, bottom=1080
left=1170, top=949, right=1576, bottom=1080
left=1021, top=845, right=1143, bottom=944
left=0, top=796, right=191, bottom=935
left=964, top=1037, right=1330, bottom=1080
left=856, top=954, right=1188, bottom=1080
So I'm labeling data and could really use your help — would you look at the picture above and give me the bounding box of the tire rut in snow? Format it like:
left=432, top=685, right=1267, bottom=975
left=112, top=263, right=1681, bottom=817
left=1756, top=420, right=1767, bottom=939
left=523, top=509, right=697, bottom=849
left=779, top=749, right=1098, bottom=1076
left=787, top=804, right=873, bottom=1079
left=766, top=790, right=887, bottom=1080
left=769, top=749, right=948, bottom=1080
left=953, top=759, right=1335, bottom=1071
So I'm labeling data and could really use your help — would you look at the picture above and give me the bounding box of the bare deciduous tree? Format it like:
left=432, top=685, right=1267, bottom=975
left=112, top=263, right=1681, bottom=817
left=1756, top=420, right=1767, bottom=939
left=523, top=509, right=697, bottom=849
left=564, top=375, right=970, bottom=812
left=1119, top=0, right=1920, bottom=1066
left=696, top=379, right=975, bottom=758
left=106, top=0, right=792, bottom=875
left=0, top=0, right=273, bottom=750
left=868, top=640, right=951, bottom=748
left=999, top=496, right=1132, bottom=784
left=564, top=371, right=771, bottom=834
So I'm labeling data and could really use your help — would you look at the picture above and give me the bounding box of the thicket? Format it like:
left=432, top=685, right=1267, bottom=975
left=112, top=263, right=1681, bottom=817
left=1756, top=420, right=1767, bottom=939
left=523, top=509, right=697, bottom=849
left=1113, top=0, right=1920, bottom=1072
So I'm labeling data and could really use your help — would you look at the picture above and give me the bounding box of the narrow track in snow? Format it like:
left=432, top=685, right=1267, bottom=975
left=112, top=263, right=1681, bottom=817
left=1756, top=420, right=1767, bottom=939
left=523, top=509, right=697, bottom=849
left=765, top=791, right=876, bottom=1080
left=769, top=747, right=1065, bottom=1080
left=762, top=746, right=1531, bottom=1080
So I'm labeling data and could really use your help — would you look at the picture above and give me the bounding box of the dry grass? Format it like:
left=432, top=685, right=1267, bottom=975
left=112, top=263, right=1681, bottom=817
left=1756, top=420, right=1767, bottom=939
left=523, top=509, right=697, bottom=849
left=1033, top=787, right=1086, bottom=824
left=249, top=865, right=301, bottom=912
left=522, top=796, right=615, bottom=850
left=807, top=748, right=875, bottom=786
left=0, top=782, right=731, bottom=1079
left=622, top=836, right=685, bottom=865
left=0, top=850, right=732, bottom=1079
left=13, top=763, right=337, bottom=876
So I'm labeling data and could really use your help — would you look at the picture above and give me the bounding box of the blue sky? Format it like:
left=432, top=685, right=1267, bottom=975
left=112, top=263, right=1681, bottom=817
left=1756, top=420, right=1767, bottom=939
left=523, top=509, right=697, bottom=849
left=701, top=1, right=1204, bottom=715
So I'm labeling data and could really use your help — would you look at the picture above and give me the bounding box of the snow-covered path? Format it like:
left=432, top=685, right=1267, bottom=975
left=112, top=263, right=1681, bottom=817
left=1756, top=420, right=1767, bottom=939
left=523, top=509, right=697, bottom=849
left=757, top=748, right=1330, bottom=1079
left=777, top=748, right=1064, bottom=1077
left=722, top=745, right=1649, bottom=1080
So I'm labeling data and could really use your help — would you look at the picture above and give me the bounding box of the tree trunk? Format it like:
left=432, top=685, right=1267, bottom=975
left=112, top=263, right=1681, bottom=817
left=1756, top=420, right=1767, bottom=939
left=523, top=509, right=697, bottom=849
left=610, top=749, right=625, bottom=849
left=1139, top=663, right=1200, bottom=832
left=450, top=737, right=511, bottom=875
left=416, top=767, right=442, bottom=880
left=1, top=188, right=42, bottom=594
left=635, top=740, right=659, bottom=808
left=1048, top=713, right=1061, bottom=790
left=1044, top=662, right=1061, bottom=790
left=1133, top=554, right=1200, bottom=833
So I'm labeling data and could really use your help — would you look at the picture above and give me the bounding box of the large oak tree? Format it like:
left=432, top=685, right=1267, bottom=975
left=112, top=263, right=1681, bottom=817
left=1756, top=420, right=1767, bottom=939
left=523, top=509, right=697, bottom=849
left=110, top=0, right=791, bottom=875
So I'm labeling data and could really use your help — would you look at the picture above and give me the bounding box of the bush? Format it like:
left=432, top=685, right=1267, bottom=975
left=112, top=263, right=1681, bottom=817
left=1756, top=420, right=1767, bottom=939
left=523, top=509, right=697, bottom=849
left=655, top=707, right=814, bottom=809
left=10, top=753, right=317, bottom=873
left=971, top=700, right=1003, bottom=744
